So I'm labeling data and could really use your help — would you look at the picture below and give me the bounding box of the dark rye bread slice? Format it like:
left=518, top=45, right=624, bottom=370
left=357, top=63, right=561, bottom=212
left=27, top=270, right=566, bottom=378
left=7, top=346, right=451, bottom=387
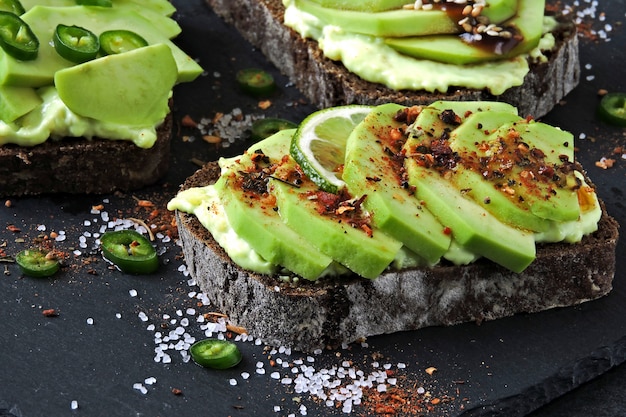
left=206, top=0, right=580, bottom=118
left=0, top=112, right=172, bottom=197
left=174, top=161, right=619, bottom=352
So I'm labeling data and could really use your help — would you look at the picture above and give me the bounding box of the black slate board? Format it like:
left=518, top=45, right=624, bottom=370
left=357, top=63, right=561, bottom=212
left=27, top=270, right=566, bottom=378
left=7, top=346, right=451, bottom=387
left=1, top=1, right=625, bottom=416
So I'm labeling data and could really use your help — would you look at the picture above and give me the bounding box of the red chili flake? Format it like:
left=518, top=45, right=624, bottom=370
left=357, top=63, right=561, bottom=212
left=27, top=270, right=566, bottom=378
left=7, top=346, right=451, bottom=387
left=42, top=309, right=59, bottom=317
left=6, top=225, right=20, bottom=233
left=171, top=388, right=183, bottom=396
left=443, top=227, right=452, bottom=235
left=181, top=114, right=198, bottom=128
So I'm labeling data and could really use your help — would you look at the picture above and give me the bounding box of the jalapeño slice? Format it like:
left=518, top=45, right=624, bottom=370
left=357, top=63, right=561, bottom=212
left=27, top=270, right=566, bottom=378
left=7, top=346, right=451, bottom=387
left=53, top=24, right=99, bottom=63
left=99, top=29, right=148, bottom=55
left=0, top=0, right=25, bottom=15
left=190, top=339, right=243, bottom=369
left=598, top=92, right=626, bottom=127
left=0, top=11, right=38, bottom=60
left=100, top=230, right=158, bottom=275
left=75, top=0, right=113, bottom=6
left=236, top=68, right=276, bottom=97
left=250, top=118, right=298, bottom=141
left=16, top=249, right=60, bottom=278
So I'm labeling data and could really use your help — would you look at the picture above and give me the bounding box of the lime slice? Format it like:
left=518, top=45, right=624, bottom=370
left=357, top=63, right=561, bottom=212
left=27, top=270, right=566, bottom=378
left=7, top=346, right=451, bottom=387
left=290, top=105, right=373, bottom=193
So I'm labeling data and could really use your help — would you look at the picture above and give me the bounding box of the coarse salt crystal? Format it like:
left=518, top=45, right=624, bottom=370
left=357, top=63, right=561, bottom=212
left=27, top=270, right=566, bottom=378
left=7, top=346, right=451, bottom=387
left=229, top=379, right=237, bottom=386
left=129, top=289, right=138, bottom=297
left=70, top=400, right=78, bottom=410
left=86, top=317, right=94, bottom=325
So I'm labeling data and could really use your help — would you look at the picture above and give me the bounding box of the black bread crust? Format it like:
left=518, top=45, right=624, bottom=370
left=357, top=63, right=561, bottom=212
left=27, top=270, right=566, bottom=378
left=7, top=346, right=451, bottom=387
left=0, top=112, right=172, bottom=196
left=206, top=0, right=580, bottom=118
left=174, top=161, right=619, bottom=352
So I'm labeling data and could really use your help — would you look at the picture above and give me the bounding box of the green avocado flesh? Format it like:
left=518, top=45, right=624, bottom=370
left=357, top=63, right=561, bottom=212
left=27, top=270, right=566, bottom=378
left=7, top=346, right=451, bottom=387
left=271, top=172, right=402, bottom=280
left=55, top=44, right=177, bottom=125
left=175, top=101, right=597, bottom=279
left=0, top=86, right=42, bottom=123
left=19, top=0, right=181, bottom=39
left=306, top=0, right=411, bottom=12
left=0, top=5, right=201, bottom=87
left=0, top=1, right=202, bottom=146
left=214, top=130, right=335, bottom=281
left=385, top=0, right=545, bottom=64
left=342, top=103, right=451, bottom=264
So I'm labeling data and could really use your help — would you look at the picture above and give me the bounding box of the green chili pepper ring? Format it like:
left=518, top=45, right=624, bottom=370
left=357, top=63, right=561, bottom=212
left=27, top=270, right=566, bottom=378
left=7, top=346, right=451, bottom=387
left=53, top=24, right=99, bottom=63
left=100, top=230, right=159, bottom=275
left=99, top=29, right=148, bottom=55
left=250, top=118, right=298, bottom=141
left=0, top=0, right=26, bottom=15
left=598, top=92, right=626, bottom=127
left=236, top=68, right=276, bottom=97
left=0, top=11, right=38, bottom=60
left=190, top=339, right=243, bottom=369
left=15, top=249, right=60, bottom=278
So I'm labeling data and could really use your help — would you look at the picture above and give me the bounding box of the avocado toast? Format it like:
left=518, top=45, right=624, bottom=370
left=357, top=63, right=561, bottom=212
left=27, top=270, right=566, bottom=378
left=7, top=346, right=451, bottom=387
left=0, top=0, right=203, bottom=196
left=169, top=101, right=619, bottom=351
left=205, top=0, right=578, bottom=118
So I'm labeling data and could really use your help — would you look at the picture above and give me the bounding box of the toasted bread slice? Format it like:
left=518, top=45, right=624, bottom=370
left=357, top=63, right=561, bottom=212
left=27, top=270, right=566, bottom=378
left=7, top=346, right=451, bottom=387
left=173, top=161, right=618, bottom=352
left=206, top=0, right=579, bottom=118
left=0, top=112, right=172, bottom=197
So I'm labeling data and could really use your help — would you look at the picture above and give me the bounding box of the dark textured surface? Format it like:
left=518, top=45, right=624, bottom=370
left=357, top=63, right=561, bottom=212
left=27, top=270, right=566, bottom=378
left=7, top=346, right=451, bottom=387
left=206, top=0, right=580, bottom=118
left=0, top=1, right=625, bottom=416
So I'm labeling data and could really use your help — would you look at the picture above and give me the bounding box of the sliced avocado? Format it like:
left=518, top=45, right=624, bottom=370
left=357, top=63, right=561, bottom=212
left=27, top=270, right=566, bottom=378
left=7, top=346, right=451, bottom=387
left=342, top=103, right=450, bottom=264
left=453, top=118, right=580, bottom=222
left=214, top=130, right=334, bottom=281
left=306, top=0, right=410, bottom=12
left=404, top=151, right=536, bottom=273
left=428, top=100, right=519, bottom=116
left=0, top=86, right=42, bottom=123
left=0, top=6, right=201, bottom=87
left=271, top=160, right=402, bottom=279
left=55, top=43, right=177, bottom=127
left=408, top=107, right=552, bottom=232
left=295, top=0, right=459, bottom=37
left=385, top=0, right=545, bottom=65
left=20, top=0, right=180, bottom=38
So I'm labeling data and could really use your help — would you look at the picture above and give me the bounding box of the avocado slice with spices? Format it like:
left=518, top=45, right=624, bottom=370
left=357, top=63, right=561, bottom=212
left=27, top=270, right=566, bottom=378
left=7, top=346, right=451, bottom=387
left=449, top=114, right=581, bottom=223
left=214, top=130, right=335, bottom=281
left=385, top=0, right=544, bottom=65
left=342, top=103, right=451, bottom=264
left=270, top=149, right=402, bottom=279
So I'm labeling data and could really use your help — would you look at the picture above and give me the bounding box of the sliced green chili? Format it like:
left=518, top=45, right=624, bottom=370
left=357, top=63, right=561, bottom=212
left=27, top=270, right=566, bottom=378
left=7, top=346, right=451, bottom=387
left=0, top=11, right=38, bottom=60
left=99, top=29, right=148, bottom=55
left=598, top=92, right=626, bottom=127
left=53, top=24, right=99, bottom=63
left=236, top=68, right=276, bottom=97
left=190, top=339, right=243, bottom=369
left=16, top=249, right=60, bottom=278
left=100, top=230, right=158, bottom=275
left=75, top=0, right=113, bottom=6
left=250, top=118, right=298, bottom=141
left=0, top=0, right=25, bottom=15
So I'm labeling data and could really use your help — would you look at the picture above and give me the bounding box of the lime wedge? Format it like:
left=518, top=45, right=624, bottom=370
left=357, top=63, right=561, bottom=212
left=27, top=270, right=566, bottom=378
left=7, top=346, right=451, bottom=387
left=290, top=105, right=373, bottom=193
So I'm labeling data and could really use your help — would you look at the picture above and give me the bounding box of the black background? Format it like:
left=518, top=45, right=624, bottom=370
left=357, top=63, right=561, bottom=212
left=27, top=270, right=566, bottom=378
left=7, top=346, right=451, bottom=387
left=1, top=1, right=625, bottom=416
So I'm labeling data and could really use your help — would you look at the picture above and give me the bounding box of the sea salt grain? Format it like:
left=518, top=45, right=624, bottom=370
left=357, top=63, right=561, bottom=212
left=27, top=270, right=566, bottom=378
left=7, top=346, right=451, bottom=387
left=70, top=400, right=78, bottom=410
left=129, top=289, right=138, bottom=297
